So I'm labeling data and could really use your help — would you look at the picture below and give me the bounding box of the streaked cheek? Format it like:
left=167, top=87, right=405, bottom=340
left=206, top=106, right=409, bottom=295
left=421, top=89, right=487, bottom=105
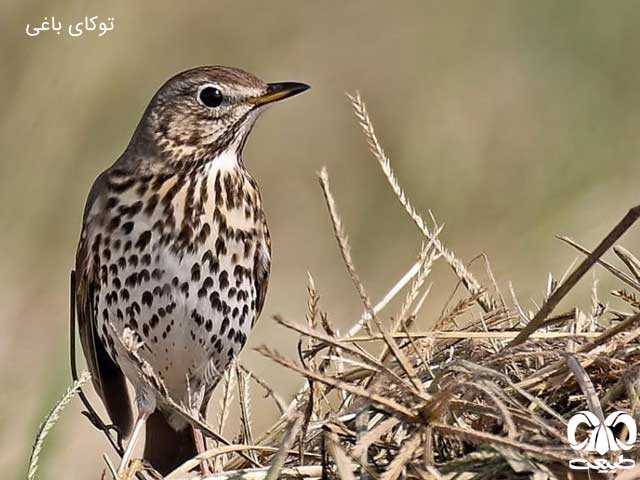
left=201, top=121, right=226, bottom=142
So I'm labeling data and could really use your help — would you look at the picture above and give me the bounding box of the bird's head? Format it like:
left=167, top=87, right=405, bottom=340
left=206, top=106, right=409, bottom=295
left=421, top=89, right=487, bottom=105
left=129, top=66, right=309, bottom=166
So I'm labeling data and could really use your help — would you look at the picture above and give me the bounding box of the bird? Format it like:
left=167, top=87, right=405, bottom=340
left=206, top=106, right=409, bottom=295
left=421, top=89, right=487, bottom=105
left=75, top=66, right=309, bottom=475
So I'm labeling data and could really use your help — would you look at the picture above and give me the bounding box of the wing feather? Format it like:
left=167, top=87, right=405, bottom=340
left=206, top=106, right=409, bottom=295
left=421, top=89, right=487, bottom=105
left=253, top=223, right=271, bottom=321
left=75, top=176, right=133, bottom=439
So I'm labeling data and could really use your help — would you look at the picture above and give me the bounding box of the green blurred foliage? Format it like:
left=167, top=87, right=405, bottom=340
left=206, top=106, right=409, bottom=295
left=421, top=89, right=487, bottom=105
left=2, top=1, right=640, bottom=476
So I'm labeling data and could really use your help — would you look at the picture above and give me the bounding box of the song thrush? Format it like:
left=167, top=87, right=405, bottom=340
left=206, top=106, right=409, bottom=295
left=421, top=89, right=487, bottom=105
left=75, top=66, right=308, bottom=475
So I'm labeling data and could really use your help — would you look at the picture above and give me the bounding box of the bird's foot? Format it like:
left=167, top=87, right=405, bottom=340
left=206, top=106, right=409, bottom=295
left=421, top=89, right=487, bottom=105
left=81, top=411, right=125, bottom=450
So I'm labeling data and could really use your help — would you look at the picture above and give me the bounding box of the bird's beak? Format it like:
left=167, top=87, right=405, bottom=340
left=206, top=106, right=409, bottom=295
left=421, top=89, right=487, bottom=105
left=248, top=82, right=310, bottom=106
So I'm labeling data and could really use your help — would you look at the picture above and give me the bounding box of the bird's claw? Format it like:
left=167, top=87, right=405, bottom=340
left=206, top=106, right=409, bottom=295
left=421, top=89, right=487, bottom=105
left=81, top=410, right=123, bottom=447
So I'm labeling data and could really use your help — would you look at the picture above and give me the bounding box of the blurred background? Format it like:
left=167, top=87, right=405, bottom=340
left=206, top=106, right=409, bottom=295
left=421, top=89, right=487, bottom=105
left=2, top=1, right=640, bottom=477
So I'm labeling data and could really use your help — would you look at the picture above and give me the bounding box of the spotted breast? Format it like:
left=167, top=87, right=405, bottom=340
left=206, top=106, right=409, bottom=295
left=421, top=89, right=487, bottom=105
left=87, top=151, right=269, bottom=406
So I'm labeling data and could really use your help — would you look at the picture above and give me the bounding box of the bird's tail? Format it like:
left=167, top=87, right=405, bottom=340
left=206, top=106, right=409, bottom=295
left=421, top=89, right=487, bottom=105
left=144, top=409, right=197, bottom=475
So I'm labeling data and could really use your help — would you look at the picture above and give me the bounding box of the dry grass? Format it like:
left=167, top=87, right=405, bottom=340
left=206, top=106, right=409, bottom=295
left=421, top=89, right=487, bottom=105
left=30, top=94, right=640, bottom=479
left=27, top=371, right=91, bottom=480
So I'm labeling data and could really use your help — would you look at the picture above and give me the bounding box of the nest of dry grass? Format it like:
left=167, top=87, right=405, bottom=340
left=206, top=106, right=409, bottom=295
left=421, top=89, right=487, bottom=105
left=29, top=94, right=640, bottom=480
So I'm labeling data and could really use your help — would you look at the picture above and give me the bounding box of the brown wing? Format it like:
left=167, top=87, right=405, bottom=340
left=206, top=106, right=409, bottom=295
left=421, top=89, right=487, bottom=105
left=76, top=175, right=133, bottom=439
left=253, top=222, right=271, bottom=320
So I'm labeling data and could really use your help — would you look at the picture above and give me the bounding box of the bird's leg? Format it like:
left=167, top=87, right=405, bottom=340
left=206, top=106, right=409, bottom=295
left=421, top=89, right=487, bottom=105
left=193, top=427, right=212, bottom=476
left=117, top=410, right=149, bottom=476
left=187, top=376, right=211, bottom=475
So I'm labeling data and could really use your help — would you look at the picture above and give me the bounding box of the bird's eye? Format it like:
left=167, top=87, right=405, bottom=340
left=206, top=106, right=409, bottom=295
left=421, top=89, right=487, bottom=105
left=198, top=86, right=223, bottom=108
